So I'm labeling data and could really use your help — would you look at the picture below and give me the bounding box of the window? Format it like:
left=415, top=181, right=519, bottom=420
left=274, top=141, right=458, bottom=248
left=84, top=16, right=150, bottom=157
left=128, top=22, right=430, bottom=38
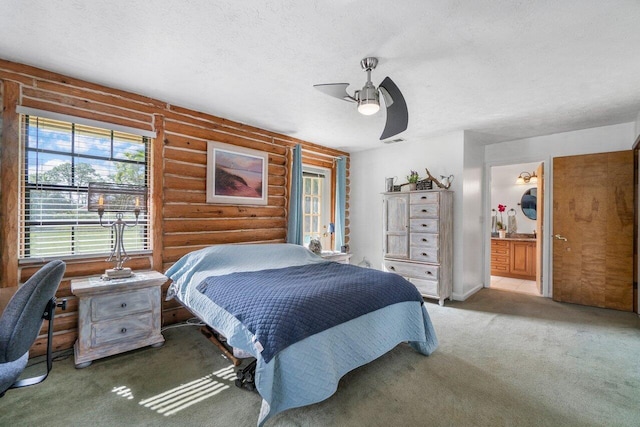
left=302, top=166, right=332, bottom=250
left=20, top=115, right=149, bottom=259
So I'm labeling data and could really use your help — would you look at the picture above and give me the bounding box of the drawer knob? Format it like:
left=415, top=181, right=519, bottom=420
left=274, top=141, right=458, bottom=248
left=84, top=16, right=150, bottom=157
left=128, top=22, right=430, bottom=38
left=421, top=196, right=427, bottom=199
left=121, top=303, right=127, bottom=308
left=422, top=238, right=427, bottom=242
left=422, top=224, right=427, bottom=227
left=427, top=271, right=433, bottom=275
left=422, top=253, right=428, bottom=257
left=121, top=328, right=127, bottom=334
left=389, top=266, right=396, bottom=271
left=421, top=209, right=427, bottom=213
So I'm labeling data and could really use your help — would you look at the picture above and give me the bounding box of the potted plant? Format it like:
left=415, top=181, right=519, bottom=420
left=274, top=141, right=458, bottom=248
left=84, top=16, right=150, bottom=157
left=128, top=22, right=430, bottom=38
left=404, top=170, right=419, bottom=191
left=497, top=204, right=507, bottom=238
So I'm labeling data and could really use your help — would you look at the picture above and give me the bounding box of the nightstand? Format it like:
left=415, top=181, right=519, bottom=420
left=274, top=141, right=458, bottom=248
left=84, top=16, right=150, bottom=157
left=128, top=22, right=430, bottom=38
left=320, top=252, right=352, bottom=264
left=71, top=270, right=167, bottom=368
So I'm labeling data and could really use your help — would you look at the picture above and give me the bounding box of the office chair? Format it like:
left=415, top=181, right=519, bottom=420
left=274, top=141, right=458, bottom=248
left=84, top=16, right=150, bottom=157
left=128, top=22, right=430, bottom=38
left=0, top=260, right=66, bottom=397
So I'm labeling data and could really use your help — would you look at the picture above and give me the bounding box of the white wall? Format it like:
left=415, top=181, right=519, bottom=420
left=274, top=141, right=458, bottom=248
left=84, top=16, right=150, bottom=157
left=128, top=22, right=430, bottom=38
left=485, top=122, right=636, bottom=161
left=484, top=121, right=637, bottom=296
left=350, top=131, right=484, bottom=301
left=460, top=133, right=485, bottom=298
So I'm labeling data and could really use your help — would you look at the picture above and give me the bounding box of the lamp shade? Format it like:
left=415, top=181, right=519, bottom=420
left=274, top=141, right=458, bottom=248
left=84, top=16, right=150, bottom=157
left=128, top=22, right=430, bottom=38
left=87, top=182, right=148, bottom=212
left=358, top=101, right=380, bottom=115
left=357, top=82, right=380, bottom=115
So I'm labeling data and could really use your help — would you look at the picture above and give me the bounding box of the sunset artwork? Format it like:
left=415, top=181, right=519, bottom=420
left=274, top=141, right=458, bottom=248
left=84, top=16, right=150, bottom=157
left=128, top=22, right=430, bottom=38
left=206, top=141, right=268, bottom=205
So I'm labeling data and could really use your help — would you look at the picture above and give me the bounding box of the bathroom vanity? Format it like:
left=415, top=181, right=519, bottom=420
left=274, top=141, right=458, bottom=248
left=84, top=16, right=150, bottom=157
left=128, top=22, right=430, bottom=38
left=490, top=236, right=536, bottom=280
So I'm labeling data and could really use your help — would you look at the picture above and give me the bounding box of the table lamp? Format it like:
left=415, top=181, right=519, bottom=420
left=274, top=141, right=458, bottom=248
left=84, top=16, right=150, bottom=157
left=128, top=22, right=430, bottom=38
left=87, top=182, right=147, bottom=280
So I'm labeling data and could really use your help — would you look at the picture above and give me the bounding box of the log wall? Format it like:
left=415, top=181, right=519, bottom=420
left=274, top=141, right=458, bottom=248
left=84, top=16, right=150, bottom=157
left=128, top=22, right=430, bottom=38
left=0, top=59, right=350, bottom=357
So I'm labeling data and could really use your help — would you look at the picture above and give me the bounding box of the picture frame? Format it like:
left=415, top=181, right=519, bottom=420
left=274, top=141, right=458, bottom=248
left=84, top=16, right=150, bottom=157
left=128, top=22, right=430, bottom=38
left=206, top=141, right=268, bottom=205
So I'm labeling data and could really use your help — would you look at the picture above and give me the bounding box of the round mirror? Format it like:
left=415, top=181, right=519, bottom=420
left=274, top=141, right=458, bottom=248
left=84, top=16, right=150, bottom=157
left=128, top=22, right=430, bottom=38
left=520, top=188, right=537, bottom=220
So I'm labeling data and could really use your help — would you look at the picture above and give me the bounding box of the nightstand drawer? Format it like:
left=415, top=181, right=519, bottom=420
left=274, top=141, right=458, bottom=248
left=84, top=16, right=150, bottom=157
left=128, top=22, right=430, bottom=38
left=91, top=288, right=153, bottom=321
left=92, top=313, right=154, bottom=346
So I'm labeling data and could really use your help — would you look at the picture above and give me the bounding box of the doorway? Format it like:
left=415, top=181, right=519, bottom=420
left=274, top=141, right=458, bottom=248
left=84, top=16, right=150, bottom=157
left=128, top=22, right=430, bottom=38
left=489, top=161, right=544, bottom=296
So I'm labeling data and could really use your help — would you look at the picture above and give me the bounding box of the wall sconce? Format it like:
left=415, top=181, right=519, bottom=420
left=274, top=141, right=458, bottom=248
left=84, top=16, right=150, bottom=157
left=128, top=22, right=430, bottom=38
left=87, top=182, right=148, bottom=280
left=516, top=171, right=538, bottom=185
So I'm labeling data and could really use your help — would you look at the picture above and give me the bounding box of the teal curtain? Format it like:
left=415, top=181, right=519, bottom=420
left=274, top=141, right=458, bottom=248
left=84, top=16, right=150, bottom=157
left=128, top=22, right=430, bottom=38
left=287, top=144, right=303, bottom=244
left=334, top=156, right=347, bottom=251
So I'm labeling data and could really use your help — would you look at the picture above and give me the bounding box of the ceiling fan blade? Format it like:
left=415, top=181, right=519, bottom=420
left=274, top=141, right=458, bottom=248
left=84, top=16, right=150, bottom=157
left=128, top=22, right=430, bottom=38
left=313, top=83, right=357, bottom=103
left=378, top=77, right=408, bottom=140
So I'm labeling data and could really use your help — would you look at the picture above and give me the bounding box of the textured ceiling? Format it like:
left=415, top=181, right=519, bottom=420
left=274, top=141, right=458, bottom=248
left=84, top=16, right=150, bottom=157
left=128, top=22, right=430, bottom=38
left=1, top=0, right=640, bottom=152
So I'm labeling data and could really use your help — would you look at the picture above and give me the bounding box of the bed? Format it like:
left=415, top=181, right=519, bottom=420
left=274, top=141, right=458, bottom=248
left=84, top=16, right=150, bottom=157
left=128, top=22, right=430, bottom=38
left=165, top=243, right=438, bottom=426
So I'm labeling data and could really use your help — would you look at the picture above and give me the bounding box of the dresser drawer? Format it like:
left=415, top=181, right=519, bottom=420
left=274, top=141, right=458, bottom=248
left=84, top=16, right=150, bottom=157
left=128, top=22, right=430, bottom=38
left=92, top=312, right=154, bottom=347
left=410, top=277, right=439, bottom=297
left=491, top=254, right=508, bottom=264
left=384, top=259, right=439, bottom=280
left=491, top=240, right=509, bottom=252
left=491, top=246, right=509, bottom=256
left=410, top=247, right=439, bottom=263
left=409, top=204, right=438, bottom=218
left=410, top=232, right=439, bottom=248
left=409, top=218, right=439, bottom=232
left=410, top=192, right=439, bottom=204
left=91, top=288, right=153, bottom=321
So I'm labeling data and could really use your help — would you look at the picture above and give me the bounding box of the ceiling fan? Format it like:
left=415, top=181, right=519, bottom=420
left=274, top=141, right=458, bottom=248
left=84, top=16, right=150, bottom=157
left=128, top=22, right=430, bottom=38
left=313, top=57, right=408, bottom=140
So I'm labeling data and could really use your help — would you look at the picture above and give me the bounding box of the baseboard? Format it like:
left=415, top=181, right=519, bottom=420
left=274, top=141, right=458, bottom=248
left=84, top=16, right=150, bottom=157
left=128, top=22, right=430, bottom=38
left=451, top=283, right=484, bottom=301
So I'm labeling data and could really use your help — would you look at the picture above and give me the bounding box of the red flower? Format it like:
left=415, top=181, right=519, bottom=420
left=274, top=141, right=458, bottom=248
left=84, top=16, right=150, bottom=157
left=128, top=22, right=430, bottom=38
left=498, top=204, right=506, bottom=212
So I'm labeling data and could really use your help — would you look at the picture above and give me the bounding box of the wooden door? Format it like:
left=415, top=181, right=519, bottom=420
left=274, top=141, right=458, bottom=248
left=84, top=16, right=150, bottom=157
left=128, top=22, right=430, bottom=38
left=535, top=163, right=544, bottom=293
left=383, top=194, right=409, bottom=258
left=552, top=151, right=634, bottom=311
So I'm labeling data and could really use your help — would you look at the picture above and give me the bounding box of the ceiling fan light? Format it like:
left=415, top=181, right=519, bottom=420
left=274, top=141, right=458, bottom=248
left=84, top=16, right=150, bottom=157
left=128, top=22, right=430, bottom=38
left=357, top=82, right=380, bottom=115
left=358, top=101, right=380, bottom=115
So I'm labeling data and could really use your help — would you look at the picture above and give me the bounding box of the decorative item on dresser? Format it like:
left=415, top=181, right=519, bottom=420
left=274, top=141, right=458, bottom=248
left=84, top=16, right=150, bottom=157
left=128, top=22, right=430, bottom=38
left=71, top=271, right=167, bottom=368
left=382, top=189, right=453, bottom=305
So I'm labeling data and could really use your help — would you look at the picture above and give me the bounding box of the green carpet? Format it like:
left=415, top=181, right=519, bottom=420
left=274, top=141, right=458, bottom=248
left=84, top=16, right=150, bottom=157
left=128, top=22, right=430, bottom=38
left=2, top=288, right=639, bottom=426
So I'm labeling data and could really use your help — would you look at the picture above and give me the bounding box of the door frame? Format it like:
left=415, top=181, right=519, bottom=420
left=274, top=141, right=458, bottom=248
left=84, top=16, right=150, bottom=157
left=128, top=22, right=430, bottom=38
left=483, top=156, right=552, bottom=297
left=633, top=135, right=640, bottom=313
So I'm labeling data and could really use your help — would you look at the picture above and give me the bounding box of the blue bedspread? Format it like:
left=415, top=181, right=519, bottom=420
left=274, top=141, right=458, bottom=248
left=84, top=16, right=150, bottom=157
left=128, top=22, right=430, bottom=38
left=196, top=262, right=423, bottom=363
left=167, top=244, right=438, bottom=426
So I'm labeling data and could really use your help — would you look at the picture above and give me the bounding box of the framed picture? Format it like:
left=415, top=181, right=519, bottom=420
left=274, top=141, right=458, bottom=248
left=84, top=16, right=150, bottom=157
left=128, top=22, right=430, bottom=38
left=206, top=141, right=268, bottom=205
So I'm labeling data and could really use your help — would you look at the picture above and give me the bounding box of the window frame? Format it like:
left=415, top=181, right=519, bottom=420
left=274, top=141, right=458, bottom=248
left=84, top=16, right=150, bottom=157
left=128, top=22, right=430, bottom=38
left=19, top=114, right=152, bottom=262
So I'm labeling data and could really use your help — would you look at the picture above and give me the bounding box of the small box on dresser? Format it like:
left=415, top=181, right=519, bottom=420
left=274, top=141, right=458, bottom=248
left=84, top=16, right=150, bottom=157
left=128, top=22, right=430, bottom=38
left=71, top=270, right=167, bottom=368
left=382, top=190, right=453, bottom=306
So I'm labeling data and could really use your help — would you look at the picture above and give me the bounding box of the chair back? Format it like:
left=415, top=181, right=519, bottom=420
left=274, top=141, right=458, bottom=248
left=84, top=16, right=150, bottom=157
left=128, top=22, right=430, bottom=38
left=0, top=260, right=66, bottom=363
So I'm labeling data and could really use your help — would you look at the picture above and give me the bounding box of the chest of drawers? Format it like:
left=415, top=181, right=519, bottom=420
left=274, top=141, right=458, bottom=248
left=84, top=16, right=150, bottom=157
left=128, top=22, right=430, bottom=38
left=383, top=190, right=453, bottom=305
left=71, top=271, right=167, bottom=368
